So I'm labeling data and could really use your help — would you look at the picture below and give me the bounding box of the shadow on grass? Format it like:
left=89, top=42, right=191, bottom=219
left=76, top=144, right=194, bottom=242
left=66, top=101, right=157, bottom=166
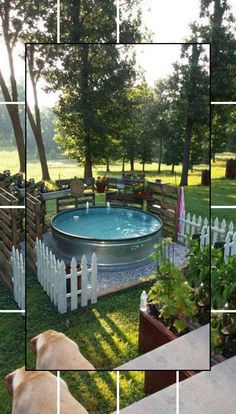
left=26, top=271, right=152, bottom=370
left=61, top=371, right=116, bottom=414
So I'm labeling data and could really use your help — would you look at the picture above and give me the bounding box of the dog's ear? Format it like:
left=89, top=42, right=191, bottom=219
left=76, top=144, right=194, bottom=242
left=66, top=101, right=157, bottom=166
left=31, top=335, right=39, bottom=354
left=5, top=372, right=15, bottom=395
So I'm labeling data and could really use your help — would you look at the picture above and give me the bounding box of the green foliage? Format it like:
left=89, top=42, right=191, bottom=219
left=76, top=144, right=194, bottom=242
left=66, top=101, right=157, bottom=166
left=211, top=313, right=236, bottom=355
left=148, top=241, right=197, bottom=333
left=212, top=105, right=236, bottom=158
left=185, top=239, right=210, bottom=307
left=191, top=0, right=236, bottom=100
left=60, top=0, right=146, bottom=43
left=211, top=250, right=236, bottom=309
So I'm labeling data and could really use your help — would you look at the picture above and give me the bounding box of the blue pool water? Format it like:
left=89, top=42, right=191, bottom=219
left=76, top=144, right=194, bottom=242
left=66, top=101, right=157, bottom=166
left=52, top=206, right=162, bottom=240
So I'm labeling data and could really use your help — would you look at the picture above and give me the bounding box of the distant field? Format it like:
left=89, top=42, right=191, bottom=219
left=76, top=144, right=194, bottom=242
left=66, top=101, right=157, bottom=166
left=27, top=157, right=208, bottom=186
left=0, top=148, right=19, bottom=174
left=211, top=153, right=236, bottom=208
left=0, top=150, right=210, bottom=217
left=27, top=157, right=209, bottom=218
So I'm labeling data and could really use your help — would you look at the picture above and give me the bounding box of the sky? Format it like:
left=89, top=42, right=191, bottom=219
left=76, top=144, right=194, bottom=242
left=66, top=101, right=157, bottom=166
left=0, top=0, right=235, bottom=106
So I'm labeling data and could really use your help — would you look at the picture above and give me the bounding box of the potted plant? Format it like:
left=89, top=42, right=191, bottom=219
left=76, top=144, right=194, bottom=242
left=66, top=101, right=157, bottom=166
left=0, top=169, right=11, bottom=189
left=139, top=240, right=197, bottom=355
left=95, top=176, right=107, bottom=193
left=133, top=180, right=152, bottom=199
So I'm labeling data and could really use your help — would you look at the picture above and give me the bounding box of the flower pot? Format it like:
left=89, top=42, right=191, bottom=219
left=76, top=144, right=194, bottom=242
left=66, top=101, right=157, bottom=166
left=96, top=183, right=106, bottom=193
left=17, top=188, right=26, bottom=198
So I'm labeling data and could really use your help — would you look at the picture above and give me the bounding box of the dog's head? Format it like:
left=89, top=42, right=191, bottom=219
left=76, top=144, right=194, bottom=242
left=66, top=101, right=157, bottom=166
left=5, top=367, right=25, bottom=395
left=31, top=330, right=65, bottom=354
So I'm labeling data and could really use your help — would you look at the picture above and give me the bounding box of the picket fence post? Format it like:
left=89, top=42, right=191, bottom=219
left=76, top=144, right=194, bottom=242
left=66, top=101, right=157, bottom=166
left=81, top=255, right=88, bottom=307
left=91, top=253, right=98, bottom=304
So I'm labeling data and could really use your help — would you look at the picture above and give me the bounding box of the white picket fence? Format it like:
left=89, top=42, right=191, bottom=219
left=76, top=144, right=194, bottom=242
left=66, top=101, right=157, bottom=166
left=35, top=239, right=98, bottom=313
left=178, top=212, right=236, bottom=262
left=11, top=246, right=25, bottom=310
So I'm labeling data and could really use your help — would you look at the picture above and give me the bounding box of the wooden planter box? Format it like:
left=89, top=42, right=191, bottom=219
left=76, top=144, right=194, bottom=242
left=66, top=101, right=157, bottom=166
left=144, top=370, right=196, bottom=394
left=39, top=189, right=70, bottom=200
left=133, top=191, right=152, bottom=200
left=138, top=310, right=177, bottom=355
left=139, top=310, right=197, bottom=393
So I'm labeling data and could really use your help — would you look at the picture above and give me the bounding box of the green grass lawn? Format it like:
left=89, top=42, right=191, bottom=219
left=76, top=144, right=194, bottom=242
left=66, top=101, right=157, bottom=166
left=0, top=283, right=18, bottom=310
left=27, top=271, right=152, bottom=370
left=0, top=148, right=20, bottom=175
left=211, top=153, right=236, bottom=207
left=61, top=371, right=117, bottom=413
left=61, top=371, right=145, bottom=413
left=0, top=314, right=25, bottom=414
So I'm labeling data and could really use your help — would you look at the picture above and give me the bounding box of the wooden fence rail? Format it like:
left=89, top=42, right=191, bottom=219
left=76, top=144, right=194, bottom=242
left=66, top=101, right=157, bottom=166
left=35, top=239, right=98, bottom=314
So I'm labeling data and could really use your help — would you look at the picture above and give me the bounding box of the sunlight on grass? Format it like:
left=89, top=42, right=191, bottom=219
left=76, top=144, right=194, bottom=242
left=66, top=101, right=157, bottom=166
left=120, top=372, right=145, bottom=409
left=211, top=153, right=236, bottom=209
left=0, top=148, right=19, bottom=174
left=27, top=157, right=209, bottom=186
left=61, top=371, right=117, bottom=413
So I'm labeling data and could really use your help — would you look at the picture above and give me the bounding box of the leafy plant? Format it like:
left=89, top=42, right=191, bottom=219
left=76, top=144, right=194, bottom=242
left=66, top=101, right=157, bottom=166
left=132, top=180, right=152, bottom=193
left=185, top=238, right=210, bottom=308
left=148, top=242, right=196, bottom=333
left=211, top=314, right=236, bottom=355
left=211, top=252, right=236, bottom=309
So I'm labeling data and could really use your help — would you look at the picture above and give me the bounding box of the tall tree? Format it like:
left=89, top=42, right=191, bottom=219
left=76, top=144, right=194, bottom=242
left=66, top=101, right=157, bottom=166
left=26, top=45, right=51, bottom=180
left=47, top=44, right=135, bottom=178
left=0, top=0, right=56, bottom=173
left=191, top=0, right=236, bottom=101
left=61, top=0, right=147, bottom=42
left=167, top=44, right=209, bottom=186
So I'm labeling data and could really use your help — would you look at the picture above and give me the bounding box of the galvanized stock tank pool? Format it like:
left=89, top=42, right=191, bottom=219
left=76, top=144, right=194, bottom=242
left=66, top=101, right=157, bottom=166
left=51, top=206, right=162, bottom=267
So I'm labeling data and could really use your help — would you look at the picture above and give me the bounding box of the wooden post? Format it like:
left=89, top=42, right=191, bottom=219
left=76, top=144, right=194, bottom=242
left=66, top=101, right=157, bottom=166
left=91, top=253, right=98, bottom=304
left=70, top=257, right=78, bottom=311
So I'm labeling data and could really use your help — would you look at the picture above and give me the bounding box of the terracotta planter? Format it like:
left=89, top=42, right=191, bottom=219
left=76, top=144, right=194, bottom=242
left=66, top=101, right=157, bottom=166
left=138, top=310, right=177, bottom=355
left=96, top=183, right=106, bottom=193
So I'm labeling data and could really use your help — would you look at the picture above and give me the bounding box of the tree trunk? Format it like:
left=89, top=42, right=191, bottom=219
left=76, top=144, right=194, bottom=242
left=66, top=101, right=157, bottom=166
left=142, top=162, right=145, bottom=172
left=130, top=158, right=134, bottom=171
left=122, top=155, right=125, bottom=173
left=27, top=46, right=50, bottom=181
left=84, top=153, right=93, bottom=178
left=0, top=72, right=25, bottom=173
left=106, top=158, right=110, bottom=172
left=180, top=117, right=193, bottom=186
left=158, top=136, right=163, bottom=173
left=71, top=0, right=82, bottom=40
left=81, top=45, right=93, bottom=178
left=171, top=163, right=175, bottom=174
